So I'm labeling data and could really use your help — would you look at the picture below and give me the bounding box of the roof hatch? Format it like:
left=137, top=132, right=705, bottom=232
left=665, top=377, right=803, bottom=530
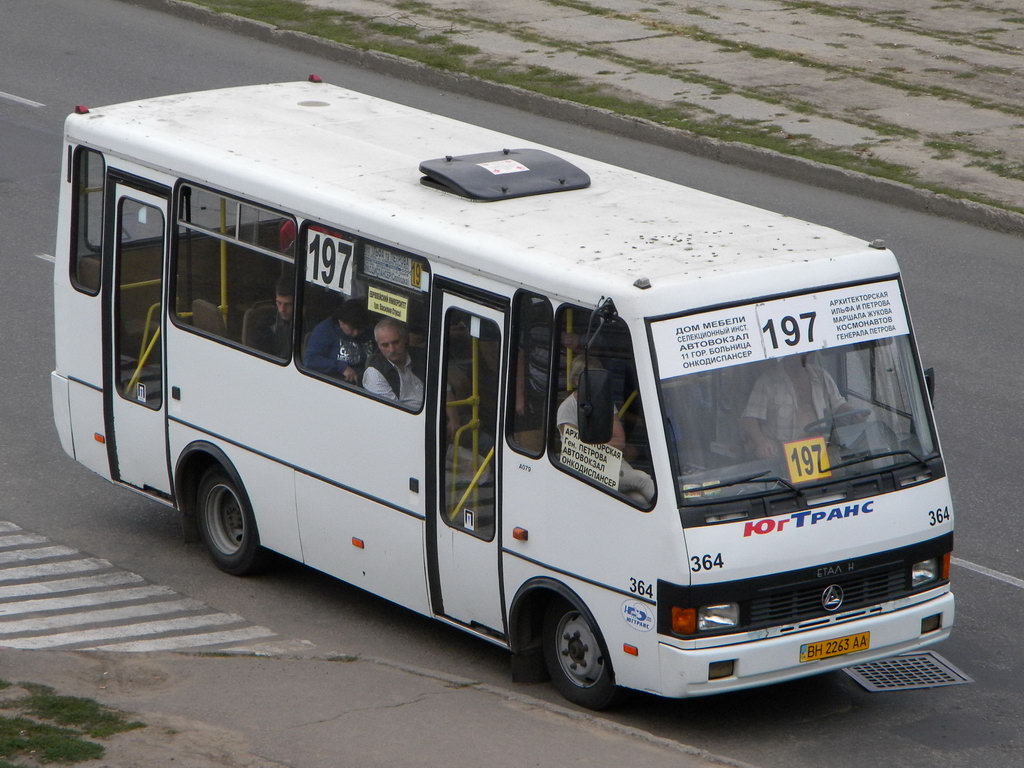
left=419, top=148, right=590, bottom=201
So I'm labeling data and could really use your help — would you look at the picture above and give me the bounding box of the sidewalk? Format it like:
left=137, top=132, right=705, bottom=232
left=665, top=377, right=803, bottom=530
left=142, top=0, right=1024, bottom=232
left=1, top=647, right=746, bottom=768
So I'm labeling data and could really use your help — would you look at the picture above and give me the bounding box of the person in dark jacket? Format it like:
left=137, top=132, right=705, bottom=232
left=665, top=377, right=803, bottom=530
left=303, top=298, right=375, bottom=383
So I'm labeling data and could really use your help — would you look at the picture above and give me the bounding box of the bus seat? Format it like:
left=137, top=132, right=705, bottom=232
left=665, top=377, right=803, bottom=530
left=192, top=299, right=226, bottom=336
left=241, top=301, right=275, bottom=346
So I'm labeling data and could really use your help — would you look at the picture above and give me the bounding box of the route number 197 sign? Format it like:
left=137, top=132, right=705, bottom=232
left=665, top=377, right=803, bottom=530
left=306, top=230, right=354, bottom=294
left=651, top=280, right=909, bottom=379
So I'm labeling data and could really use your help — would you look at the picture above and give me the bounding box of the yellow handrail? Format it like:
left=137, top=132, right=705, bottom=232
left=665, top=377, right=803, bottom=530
left=566, top=307, right=575, bottom=392
left=119, top=278, right=161, bottom=291
left=219, top=198, right=230, bottom=324
left=125, top=301, right=162, bottom=397
left=618, top=390, right=638, bottom=419
left=126, top=327, right=161, bottom=397
left=448, top=446, right=495, bottom=522
left=135, top=301, right=162, bottom=364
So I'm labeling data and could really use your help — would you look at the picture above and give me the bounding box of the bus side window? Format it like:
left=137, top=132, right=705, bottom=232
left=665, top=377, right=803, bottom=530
left=296, top=223, right=431, bottom=410
left=549, top=305, right=655, bottom=508
left=69, top=147, right=105, bottom=294
left=507, top=291, right=552, bottom=457
left=173, top=184, right=295, bottom=358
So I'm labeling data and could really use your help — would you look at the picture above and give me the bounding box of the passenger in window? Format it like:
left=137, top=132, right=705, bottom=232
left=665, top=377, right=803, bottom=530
left=304, top=298, right=375, bottom=384
left=363, top=318, right=426, bottom=409
left=556, top=357, right=654, bottom=505
left=249, top=276, right=294, bottom=358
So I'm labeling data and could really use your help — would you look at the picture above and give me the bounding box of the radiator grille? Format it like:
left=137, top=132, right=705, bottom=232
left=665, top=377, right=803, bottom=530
left=749, top=564, right=906, bottom=626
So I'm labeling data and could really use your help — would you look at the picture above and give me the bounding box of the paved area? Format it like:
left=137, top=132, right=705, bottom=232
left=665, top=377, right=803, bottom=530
left=297, top=0, right=1024, bottom=221
left=128, top=0, right=1024, bottom=229
left=0, top=518, right=739, bottom=768
left=121, top=0, right=1013, bottom=232
left=7, top=2, right=1020, bottom=766
left=1, top=648, right=745, bottom=768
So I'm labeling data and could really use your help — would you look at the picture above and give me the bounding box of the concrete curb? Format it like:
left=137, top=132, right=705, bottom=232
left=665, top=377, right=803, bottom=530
left=120, top=0, right=1024, bottom=236
left=203, top=647, right=763, bottom=768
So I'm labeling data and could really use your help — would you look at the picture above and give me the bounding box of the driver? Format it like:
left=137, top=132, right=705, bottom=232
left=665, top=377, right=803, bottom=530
left=741, top=353, right=857, bottom=459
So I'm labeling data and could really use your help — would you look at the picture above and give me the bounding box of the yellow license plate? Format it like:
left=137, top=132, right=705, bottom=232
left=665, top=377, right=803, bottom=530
left=799, top=631, right=870, bottom=663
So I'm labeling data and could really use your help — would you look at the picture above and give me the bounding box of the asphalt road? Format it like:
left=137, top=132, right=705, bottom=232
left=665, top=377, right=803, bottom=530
left=1, top=1, right=1022, bottom=767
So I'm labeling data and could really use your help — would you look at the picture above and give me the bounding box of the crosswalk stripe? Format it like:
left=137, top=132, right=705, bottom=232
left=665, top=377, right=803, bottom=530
left=88, top=625, right=277, bottom=652
left=0, top=571, right=145, bottom=599
left=0, top=586, right=183, bottom=620
left=0, top=598, right=209, bottom=634
left=0, top=535, right=49, bottom=549
left=0, top=522, right=300, bottom=656
left=0, top=613, right=246, bottom=650
left=0, top=559, right=113, bottom=582
left=0, top=546, right=78, bottom=565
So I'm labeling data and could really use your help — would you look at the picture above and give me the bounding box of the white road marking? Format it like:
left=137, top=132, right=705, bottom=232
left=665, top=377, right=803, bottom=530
left=0, top=559, right=112, bottom=581
left=89, top=626, right=277, bottom=652
left=0, top=571, right=145, bottom=599
left=33, top=253, right=55, bottom=263
left=0, top=585, right=177, bottom=617
left=0, top=598, right=208, bottom=634
left=0, top=546, right=78, bottom=564
left=0, top=522, right=295, bottom=655
left=0, top=90, right=45, bottom=108
left=952, top=557, right=1024, bottom=590
left=0, top=613, right=245, bottom=650
left=0, top=535, right=49, bottom=549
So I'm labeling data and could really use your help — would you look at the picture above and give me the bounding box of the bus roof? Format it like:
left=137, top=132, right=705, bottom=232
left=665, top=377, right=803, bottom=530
left=67, top=81, right=895, bottom=317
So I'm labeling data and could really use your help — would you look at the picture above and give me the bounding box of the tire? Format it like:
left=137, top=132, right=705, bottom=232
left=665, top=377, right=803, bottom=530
left=196, top=468, right=270, bottom=576
left=542, top=599, right=619, bottom=709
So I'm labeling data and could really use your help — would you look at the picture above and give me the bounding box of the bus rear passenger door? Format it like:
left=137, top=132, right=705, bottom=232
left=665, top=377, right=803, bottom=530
left=105, top=180, right=171, bottom=495
left=430, top=289, right=507, bottom=635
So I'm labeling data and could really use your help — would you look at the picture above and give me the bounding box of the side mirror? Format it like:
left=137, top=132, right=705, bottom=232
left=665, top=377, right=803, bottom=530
left=924, top=367, right=935, bottom=403
left=577, top=368, right=613, bottom=444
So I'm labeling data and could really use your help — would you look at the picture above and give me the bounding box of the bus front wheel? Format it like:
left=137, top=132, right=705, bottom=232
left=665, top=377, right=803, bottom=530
left=542, top=599, right=619, bottom=709
left=196, top=468, right=269, bottom=576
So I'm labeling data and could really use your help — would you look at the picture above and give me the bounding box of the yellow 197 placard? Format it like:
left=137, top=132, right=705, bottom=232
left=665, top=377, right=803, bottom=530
left=784, top=436, right=832, bottom=483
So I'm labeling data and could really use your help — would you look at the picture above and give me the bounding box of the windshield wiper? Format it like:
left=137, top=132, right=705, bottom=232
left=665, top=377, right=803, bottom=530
left=828, top=449, right=929, bottom=472
left=695, top=470, right=799, bottom=494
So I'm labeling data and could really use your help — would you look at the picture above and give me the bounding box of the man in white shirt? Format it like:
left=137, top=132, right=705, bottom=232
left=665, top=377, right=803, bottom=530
left=363, top=318, right=425, bottom=409
left=741, top=353, right=853, bottom=458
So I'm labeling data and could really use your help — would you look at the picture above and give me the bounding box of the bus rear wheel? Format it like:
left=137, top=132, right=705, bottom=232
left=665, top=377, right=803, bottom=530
left=542, top=599, right=619, bottom=709
left=196, top=468, right=269, bottom=576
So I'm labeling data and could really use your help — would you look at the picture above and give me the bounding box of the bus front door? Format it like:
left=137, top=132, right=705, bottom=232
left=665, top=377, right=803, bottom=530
left=431, top=290, right=507, bottom=635
left=104, top=180, right=171, bottom=495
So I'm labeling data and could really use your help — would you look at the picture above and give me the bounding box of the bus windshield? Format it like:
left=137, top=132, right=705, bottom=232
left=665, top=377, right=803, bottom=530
left=651, top=281, right=937, bottom=506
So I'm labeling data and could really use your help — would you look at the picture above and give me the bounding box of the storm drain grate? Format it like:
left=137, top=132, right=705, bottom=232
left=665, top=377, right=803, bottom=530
left=844, top=651, right=972, bottom=692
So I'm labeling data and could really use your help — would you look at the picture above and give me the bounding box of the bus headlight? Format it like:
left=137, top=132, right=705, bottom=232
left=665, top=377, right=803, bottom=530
left=912, top=557, right=939, bottom=587
left=698, top=603, right=739, bottom=631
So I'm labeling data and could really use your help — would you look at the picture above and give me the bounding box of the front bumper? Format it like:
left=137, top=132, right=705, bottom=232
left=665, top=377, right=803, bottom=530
left=656, top=588, right=953, bottom=698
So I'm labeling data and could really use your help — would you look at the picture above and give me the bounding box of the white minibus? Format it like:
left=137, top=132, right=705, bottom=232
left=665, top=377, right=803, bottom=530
left=51, top=80, right=954, bottom=708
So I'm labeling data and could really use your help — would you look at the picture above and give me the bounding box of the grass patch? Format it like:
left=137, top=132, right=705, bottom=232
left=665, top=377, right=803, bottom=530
left=0, top=716, right=104, bottom=764
left=0, top=682, right=144, bottom=766
left=16, top=684, right=144, bottom=739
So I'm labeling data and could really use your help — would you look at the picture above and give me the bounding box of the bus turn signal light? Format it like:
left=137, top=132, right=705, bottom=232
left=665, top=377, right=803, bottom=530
left=352, top=537, right=365, bottom=549
left=623, top=644, right=638, bottom=656
left=93, top=433, right=105, bottom=444
left=671, top=606, right=696, bottom=636
left=512, top=527, right=528, bottom=541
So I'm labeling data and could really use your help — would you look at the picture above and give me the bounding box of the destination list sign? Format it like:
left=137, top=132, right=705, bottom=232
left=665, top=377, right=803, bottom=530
left=651, top=280, right=909, bottom=378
